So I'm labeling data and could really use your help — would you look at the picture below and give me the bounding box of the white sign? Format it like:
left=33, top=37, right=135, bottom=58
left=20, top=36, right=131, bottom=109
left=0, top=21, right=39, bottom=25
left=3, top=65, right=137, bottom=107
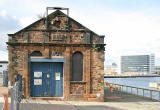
left=55, top=72, right=60, bottom=80
left=34, top=72, right=42, bottom=78
left=34, top=79, right=42, bottom=85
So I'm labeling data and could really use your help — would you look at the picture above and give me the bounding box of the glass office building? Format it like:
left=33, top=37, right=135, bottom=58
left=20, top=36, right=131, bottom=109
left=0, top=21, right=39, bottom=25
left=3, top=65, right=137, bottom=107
left=121, top=54, right=155, bottom=74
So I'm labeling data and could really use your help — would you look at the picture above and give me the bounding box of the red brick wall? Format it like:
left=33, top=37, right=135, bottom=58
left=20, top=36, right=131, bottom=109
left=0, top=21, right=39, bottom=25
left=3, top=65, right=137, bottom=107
left=90, top=50, right=104, bottom=101
left=70, top=83, right=86, bottom=94
left=7, top=10, right=105, bottom=101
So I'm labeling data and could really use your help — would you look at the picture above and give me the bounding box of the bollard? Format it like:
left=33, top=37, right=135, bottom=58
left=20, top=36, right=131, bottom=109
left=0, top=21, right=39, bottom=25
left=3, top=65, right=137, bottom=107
left=110, top=85, right=113, bottom=93
left=4, top=94, right=9, bottom=110
left=0, top=87, right=9, bottom=110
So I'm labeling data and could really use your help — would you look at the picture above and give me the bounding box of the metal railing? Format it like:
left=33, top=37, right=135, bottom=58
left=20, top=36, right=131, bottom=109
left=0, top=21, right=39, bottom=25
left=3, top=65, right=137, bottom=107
left=107, top=83, right=160, bottom=101
left=1, top=95, right=9, bottom=110
left=0, top=71, right=9, bottom=110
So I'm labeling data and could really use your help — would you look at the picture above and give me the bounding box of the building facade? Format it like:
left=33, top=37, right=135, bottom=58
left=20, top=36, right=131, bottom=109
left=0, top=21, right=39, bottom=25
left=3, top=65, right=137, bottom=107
left=0, top=61, right=8, bottom=75
left=121, top=54, right=155, bottom=74
left=155, top=66, right=160, bottom=75
left=7, top=10, right=105, bottom=101
left=104, top=63, right=118, bottom=75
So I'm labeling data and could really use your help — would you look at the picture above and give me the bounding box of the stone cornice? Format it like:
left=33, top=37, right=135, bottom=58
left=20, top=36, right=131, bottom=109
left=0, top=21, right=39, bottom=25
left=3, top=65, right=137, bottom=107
left=6, top=42, right=106, bottom=47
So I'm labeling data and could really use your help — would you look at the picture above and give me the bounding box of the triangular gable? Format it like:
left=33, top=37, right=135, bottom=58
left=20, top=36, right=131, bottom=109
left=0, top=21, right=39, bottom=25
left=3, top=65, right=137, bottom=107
left=13, top=10, right=100, bottom=36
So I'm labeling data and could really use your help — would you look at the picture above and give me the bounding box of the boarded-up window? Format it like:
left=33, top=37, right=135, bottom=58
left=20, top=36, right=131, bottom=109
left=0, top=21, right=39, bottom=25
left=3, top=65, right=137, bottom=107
left=30, top=51, right=42, bottom=56
left=72, top=52, right=83, bottom=81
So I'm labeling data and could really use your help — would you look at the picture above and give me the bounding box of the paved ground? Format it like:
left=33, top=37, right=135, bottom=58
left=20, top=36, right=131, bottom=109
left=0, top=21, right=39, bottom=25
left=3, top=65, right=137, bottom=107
left=0, top=98, right=160, bottom=110
left=0, top=87, right=160, bottom=110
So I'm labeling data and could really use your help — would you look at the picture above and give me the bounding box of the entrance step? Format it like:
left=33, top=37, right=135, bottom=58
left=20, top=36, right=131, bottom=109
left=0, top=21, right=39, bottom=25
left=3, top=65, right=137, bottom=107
left=30, top=97, right=64, bottom=101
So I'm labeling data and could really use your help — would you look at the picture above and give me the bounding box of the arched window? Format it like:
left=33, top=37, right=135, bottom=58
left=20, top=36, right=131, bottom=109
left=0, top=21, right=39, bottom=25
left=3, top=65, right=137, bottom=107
left=72, top=52, right=83, bottom=81
left=30, top=51, right=42, bottom=56
left=52, top=51, right=62, bottom=57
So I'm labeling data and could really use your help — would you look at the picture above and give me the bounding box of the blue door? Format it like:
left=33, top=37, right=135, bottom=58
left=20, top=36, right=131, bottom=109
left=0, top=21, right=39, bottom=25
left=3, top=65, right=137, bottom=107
left=30, top=62, right=63, bottom=97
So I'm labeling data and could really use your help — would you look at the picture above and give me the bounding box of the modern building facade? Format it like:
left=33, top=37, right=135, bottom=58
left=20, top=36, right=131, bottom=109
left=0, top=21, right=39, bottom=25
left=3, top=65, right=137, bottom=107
left=0, top=61, right=8, bottom=86
left=121, top=54, right=155, bottom=74
left=7, top=9, right=105, bottom=101
left=104, top=63, right=118, bottom=75
left=155, top=66, right=160, bottom=75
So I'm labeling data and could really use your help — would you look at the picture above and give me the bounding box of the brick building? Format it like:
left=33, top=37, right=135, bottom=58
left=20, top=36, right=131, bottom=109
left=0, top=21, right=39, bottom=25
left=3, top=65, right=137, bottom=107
left=7, top=9, right=105, bottom=101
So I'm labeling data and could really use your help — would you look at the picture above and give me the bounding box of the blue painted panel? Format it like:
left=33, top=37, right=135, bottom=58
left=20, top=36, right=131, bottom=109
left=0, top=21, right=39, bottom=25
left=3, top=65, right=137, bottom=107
left=30, top=62, right=63, bottom=97
left=17, top=74, right=22, bottom=92
left=29, top=58, right=66, bottom=62
left=3, top=71, right=8, bottom=87
left=30, top=63, right=49, bottom=97
left=50, top=63, right=63, bottom=97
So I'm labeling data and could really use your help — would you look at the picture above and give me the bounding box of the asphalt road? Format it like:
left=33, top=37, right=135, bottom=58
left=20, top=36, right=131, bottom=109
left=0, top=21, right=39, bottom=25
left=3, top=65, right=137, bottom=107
left=0, top=103, right=123, bottom=110
left=0, top=88, right=160, bottom=110
left=1, top=101, right=160, bottom=110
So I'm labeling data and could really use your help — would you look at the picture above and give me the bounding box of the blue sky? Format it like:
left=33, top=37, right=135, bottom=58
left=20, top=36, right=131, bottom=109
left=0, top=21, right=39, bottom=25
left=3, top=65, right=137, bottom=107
left=1, top=0, right=160, bottom=66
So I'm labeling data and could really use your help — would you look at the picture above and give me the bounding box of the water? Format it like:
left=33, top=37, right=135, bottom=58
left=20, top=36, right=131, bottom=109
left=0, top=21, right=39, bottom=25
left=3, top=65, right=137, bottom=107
left=104, top=77, right=160, bottom=89
left=104, top=77, right=160, bottom=100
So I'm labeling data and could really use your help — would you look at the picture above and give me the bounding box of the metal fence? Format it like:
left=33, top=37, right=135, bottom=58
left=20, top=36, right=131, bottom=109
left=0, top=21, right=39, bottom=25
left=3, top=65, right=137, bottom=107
left=10, top=78, right=46, bottom=110
left=106, top=83, right=160, bottom=101
left=0, top=71, right=8, bottom=110
left=10, top=81, right=22, bottom=110
left=0, top=99, right=5, bottom=110
left=0, top=73, right=23, bottom=110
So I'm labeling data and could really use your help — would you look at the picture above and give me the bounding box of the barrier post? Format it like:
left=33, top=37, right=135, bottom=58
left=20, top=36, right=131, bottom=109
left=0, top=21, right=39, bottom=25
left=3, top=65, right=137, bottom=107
left=0, top=87, right=9, bottom=110
left=4, top=94, right=9, bottom=110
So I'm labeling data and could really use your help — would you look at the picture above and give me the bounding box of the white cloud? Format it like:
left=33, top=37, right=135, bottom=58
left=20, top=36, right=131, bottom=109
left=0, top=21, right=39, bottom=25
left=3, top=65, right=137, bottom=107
left=77, top=10, right=160, bottom=65
left=0, top=10, right=7, bottom=18
left=0, top=50, right=8, bottom=61
left=1, top=0, right=160, bottom=66
left=12, top=16, right=17, bottom=19
left=19, top=16, right=38, bottom=28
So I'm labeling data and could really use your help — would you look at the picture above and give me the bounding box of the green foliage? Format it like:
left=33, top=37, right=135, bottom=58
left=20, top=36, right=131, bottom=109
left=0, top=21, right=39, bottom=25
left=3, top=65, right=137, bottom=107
left=62, top=24, right=68, bottom=29
left=92, top=44, right=100, bottom=51
left=92, top=44, right=105, bottom=51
